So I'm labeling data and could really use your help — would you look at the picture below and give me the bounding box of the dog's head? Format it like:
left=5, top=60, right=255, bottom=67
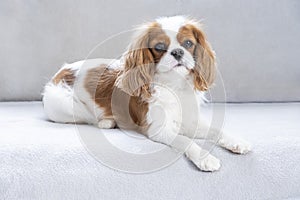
left=118, top=16, right=216, bottom=97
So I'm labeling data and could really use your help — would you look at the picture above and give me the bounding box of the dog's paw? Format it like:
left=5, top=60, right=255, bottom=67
left=97, top=119, right=116, bottom=129
left=220, top=138, right=251, bottom=154
left=193, top=154, right=221, bottom=172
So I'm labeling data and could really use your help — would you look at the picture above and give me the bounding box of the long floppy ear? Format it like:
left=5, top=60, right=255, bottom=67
left=192, top=24, right=216, bottom=91
left=117, top=23, right=157, bottom=98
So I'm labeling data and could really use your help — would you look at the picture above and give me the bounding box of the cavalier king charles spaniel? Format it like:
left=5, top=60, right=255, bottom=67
left=43, top=16, right=251, bottom=172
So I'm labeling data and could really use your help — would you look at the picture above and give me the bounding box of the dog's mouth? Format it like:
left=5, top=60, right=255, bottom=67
left=173, top=61, right=184, bottom=68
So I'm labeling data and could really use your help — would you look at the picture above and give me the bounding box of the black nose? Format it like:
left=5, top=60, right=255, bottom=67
left=171, top=48, right=184, bottom=61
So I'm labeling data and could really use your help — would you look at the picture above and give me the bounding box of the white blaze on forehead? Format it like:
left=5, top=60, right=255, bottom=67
left=156, top=16, right=187, bottom=32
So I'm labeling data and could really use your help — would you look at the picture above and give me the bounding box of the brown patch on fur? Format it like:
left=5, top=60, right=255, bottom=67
left=148, top=25, right=171, bottom=63
left=128, top=96, right=149, bottom=128
left=52, top=68, right=76, bottom=86
left=177, top=26, right=197, bottom=55
left=177, top=24, right=216, bottom=91
left=84, top=64, right=149, bottom=133
left=118, top=22, right=169, bottom=98
left=85, top=64, right=119, bottom=118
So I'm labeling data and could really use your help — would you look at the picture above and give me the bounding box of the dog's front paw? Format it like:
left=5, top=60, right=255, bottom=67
left=219, top=138, right=251, bottom=154
left=97, top=119, right=116, bottom=129
left=189, top=153, right=221, bottom=172
left=197, top=154, right=221, bottom=172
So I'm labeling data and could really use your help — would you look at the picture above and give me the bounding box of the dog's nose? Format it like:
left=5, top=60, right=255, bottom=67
left=171, top=48, right=184, bottom=61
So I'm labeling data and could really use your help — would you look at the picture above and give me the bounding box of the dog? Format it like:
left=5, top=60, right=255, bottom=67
left=43, top=16, right=251, bottom=172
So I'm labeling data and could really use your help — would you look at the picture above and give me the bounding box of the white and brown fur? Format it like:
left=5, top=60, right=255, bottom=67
left=43, top=16, right=251, bottom=171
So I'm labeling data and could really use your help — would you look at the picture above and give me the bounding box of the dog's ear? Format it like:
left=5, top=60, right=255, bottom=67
left=117, top=23, right=157, bottom=98
left=191, top=24, right=216, bottom=91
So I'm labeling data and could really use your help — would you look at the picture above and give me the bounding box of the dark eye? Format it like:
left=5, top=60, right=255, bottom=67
left=154, top=43, right=167, bottom=52
left=183, top=40, right=194, bottom=49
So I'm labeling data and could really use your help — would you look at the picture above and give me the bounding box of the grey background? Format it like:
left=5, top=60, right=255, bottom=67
left=0, top=0, right=299, bottom=102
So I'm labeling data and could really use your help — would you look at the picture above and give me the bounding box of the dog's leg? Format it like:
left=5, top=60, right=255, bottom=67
left=193, top=120, right=251, bottom=154
left=149, top=132, right=221, bottom=171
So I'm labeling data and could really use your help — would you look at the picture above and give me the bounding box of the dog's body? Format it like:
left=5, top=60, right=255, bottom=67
left=43, top=16, right=251, bottom=171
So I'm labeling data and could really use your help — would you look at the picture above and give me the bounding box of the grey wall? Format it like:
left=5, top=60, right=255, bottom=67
left=0, top=0, right=299, bottom=102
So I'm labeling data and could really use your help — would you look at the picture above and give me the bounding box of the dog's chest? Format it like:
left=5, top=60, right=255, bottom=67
left=147, top=85, right=199, bottom=134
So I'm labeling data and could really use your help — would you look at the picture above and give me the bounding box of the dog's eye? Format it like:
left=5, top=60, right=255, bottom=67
left=154, top=43, right=167, bottom=52
left=183, top=40, right=194, bottom=49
